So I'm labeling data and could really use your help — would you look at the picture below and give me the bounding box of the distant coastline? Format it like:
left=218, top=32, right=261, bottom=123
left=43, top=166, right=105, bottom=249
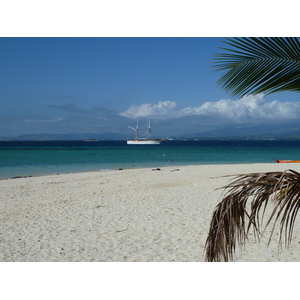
left=3, top=134, right=300, bottom=141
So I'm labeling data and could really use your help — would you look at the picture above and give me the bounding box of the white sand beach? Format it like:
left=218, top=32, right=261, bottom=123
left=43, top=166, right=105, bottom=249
left=1, top=163, right=300, bottom=262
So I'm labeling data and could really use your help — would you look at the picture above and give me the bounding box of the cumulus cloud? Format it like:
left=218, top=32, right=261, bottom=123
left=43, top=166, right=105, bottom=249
left=119, top=101, right=177, bottom=118
left=184, top=94, right=300, bottom=121
left=119, top=94, right=300, bottom=122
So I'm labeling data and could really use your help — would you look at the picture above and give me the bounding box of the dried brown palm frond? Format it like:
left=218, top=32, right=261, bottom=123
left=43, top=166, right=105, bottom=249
left=204, top=169, right=300, bottom=262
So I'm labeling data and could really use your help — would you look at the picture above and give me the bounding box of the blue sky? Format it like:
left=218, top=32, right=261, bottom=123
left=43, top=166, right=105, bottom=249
left=2, top=36, right=300, bottom=138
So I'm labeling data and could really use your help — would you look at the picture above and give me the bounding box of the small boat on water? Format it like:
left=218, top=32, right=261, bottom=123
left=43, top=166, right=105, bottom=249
left=275, top=159, right=300, bottom=163
left=127, top=118, right=165, bottom=145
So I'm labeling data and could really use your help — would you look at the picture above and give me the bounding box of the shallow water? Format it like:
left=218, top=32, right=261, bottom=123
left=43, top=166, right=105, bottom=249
left=1, top=139, right=300, bottom=179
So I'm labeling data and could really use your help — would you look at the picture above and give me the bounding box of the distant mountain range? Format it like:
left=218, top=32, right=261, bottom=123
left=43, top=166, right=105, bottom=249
left=2, top=122, right=300, bottom=141
left=0, top=132, right=127, bottom=141
left=184, top=123, right=300, bottom=139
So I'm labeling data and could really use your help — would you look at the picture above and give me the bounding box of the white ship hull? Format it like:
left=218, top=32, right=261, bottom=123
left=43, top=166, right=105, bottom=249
left=127, top=139, right=162, bottom=145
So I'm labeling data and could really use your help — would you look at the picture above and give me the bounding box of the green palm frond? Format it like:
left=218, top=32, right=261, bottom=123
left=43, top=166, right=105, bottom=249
left=204, top=170, right=300, bottom=262
left=212, top=37, right=300, bottom=98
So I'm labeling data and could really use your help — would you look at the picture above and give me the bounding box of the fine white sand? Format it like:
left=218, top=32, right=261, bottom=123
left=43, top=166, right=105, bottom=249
left=1, top=163, right=300, bottom=262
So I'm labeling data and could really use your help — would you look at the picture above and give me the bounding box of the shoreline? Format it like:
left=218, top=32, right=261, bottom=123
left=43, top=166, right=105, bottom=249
left=0, top=161, right=288, bottom=181
left=1, top=163, right=300, bottom=262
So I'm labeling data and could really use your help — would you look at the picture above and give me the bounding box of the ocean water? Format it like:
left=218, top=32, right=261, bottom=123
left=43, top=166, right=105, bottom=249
left=1, top=140, right=300, bottom=179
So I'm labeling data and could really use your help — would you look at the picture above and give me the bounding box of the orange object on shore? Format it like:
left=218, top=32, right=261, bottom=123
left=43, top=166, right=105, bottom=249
left=275, top=159, right=300, bottom=163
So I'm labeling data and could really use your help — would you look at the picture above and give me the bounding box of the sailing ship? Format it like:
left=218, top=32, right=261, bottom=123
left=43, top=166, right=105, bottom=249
left=127, top=118, right=165, bottom=145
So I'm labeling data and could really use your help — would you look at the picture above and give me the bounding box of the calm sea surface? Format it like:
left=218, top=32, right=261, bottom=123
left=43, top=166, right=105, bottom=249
left=1, top=140, right=300, bottom=179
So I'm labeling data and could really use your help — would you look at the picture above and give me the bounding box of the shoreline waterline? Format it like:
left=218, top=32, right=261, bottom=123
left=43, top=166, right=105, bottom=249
left=0, top=161, right=289, bottom=181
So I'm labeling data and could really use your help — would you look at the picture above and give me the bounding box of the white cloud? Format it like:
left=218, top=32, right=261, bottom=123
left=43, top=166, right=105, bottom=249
left=119, top=94, right=300, bottom=122
left=119, top=101, right=177, bottom=118
left=194, top=94, right=300, bottom=121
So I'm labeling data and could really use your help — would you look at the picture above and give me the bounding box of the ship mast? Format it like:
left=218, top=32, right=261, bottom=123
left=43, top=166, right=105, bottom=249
left=128, top=118, right=154, bottom=140
left=128, top=119, right=139, bottom=140
left=147, top=118, right=152, bottom=139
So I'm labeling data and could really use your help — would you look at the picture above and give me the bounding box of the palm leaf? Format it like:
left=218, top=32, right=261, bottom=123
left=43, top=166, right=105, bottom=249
left=204, top=170, right=300, bottom=262
left=212, top=37, right=300, bottom=97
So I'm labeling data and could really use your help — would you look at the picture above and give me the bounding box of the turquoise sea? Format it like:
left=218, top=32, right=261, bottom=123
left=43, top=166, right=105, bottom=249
left=1, top=140, right=300, bottom=179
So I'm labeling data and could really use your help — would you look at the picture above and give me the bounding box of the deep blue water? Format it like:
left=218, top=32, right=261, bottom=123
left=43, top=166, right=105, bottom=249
left=1, top=140, right=300, bottom=179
